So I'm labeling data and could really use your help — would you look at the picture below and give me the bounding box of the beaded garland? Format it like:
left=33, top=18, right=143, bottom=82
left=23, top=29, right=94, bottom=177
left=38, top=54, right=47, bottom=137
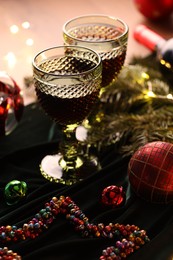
left=0, top=246, right=21, bottom=259
left=0, top=196, right=149, bottom=259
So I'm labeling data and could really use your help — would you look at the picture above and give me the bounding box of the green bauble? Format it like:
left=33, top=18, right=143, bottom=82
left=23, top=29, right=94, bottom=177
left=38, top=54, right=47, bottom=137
left=4, top=180, right=27, bottom=205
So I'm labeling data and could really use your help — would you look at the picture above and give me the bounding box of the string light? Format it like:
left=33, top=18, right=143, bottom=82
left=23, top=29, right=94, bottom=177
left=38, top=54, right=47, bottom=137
left=21, top=21, right=30, bottom=29
left=146, top=90, right=156, bottom=97
left=26, top=38, right=34, bottom=46
left=10, top=25, right=19, bottom=34
left=4, top=52, right=17, bottom=68
left=141, top=71, right=149, bottom=80
left=167, top=93, right=173, bottom=99
left=137, top=71, right=149, bottom=84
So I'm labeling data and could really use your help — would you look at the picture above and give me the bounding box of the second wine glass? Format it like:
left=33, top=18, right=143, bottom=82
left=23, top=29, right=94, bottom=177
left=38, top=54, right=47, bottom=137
left=63, top=14, right=129, bottom=90
left=62, top=15, right=129, bottom=159
left=32, top=45, right=102, bottom=185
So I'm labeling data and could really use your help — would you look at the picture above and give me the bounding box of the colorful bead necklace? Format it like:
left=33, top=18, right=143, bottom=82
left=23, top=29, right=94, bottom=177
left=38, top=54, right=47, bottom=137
left=0, top=196, right=150, bottom=259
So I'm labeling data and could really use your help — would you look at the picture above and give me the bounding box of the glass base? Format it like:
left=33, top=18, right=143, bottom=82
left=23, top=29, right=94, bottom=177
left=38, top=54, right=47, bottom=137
left=40, top=153, right=100, bottom=185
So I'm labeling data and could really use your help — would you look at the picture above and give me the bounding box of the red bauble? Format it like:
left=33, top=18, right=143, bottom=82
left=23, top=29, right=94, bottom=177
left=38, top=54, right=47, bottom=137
left=128, top=141, right=173, bottom=204
left=134, top=0, right=173, bottom=20
left=101, top=185, right=125, bottom=207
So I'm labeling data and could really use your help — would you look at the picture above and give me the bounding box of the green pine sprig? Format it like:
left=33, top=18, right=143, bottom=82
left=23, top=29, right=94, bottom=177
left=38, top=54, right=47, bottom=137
left=85, top=62, right=173, bottom=156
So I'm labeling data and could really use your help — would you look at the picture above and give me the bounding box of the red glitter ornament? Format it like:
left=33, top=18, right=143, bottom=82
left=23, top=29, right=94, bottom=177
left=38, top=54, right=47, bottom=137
left=101, top=185, right=125, bottom=207
left=133, top=0, right=173, bottom=20
left=128, top=141, right=173, bottom=204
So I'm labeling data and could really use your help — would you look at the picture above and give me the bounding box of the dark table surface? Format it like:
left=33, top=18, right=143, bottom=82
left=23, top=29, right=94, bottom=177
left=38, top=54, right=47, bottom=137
left=0, top=101, right=173, bottom=260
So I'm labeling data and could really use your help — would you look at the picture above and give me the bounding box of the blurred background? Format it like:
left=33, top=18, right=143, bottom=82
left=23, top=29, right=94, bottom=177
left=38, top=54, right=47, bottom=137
left=1, top=0, right=173, bottom=105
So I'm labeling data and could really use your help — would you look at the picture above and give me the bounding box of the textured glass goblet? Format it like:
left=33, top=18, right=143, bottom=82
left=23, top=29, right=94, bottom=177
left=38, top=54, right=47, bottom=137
left=63, top=14, right=129, bottom=90
left=63, top=14, right=129, bottom=156
left=32, top=45, right=102, bottom=185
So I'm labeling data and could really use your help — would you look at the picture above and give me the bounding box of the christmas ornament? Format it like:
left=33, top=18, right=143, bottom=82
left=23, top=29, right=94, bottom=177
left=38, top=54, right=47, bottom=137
left=133, top=0, right=173, bottom=20
left=101, top=185, right=125, bottom=207
left=4, top=180, right=27, bottom=205
left=128, top=141, right=173, bottom=204
left=0, top=71, right=24, bottom=137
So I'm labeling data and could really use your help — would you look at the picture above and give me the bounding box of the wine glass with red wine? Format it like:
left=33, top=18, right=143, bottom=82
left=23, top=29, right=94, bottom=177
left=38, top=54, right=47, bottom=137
left=62, top=15, right=128, bottom=160
left=32, top=45, right=102, bottom=185
left=63, top=15, right=129, bottom=91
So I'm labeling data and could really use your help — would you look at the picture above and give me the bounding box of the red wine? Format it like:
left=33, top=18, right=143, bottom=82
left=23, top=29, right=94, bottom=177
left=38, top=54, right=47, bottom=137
left=65, top=25, right=127, bottom=87
left=35, top=56, right=100, bottom=126
left=101, top=51, right=126, bottom=87
left=36, top=88, right=99, bottom=125
left=0, top=80, right=24, bottom=136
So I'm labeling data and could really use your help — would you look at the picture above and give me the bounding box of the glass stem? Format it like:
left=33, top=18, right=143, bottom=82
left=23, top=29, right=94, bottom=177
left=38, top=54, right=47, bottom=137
left=59, top=124, right=83, bottom=174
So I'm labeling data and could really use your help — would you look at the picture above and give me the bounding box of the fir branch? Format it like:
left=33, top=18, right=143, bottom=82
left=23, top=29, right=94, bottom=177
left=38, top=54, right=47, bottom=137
left=85, top=63, right=173, bottom=157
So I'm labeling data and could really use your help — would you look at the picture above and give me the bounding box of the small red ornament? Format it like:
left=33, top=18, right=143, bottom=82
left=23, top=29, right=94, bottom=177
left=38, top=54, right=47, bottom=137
left=101, top=185, right=125, bottom=207
left=133, top=0, right=173, bottom=20
left=128, top=141, right=173, bottom=204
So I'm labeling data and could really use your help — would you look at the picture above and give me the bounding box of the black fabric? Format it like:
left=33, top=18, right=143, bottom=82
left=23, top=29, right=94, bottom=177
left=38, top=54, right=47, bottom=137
left=0, top=103, right=173, bottom=260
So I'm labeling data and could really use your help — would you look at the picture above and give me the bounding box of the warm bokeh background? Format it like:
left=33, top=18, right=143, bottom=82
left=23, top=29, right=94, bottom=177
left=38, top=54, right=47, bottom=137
left=1, top=0, right=173, bottom=104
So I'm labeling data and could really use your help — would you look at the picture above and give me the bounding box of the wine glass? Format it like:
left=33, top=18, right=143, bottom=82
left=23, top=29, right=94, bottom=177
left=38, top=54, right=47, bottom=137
left=63, top=14, right=129, bottom=91
left=62, top=15, right=128, bottom=158
left=32, top=45, right=102, bottom=185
